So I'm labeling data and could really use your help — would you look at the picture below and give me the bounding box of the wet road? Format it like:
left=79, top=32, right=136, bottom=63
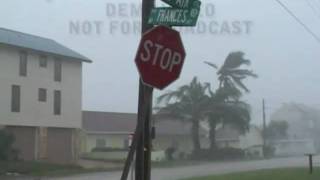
left=6, top=155, right=320, bottom=180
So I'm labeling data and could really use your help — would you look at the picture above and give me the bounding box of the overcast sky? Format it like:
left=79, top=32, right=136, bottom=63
left=1, top=0, right=320, bottom=125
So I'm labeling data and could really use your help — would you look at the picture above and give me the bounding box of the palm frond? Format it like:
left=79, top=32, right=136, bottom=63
left=232, top=77, right=250, bottom=92
left=204, top=61, right=218, bottom=69
left=228, top=69, right=258, bottom=78
left=222, top=51, right=251, bottom=70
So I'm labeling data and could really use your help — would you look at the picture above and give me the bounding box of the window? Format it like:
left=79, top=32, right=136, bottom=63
left=38, top=88, right=47, bottom=102
left=96, top=139, right=106, bottom=148
left=54, top=59, right=62, bottom=82
left=19, top=51, right=27, bottom=76
left=11, top=85, right=20, bottom=112
left=39, top=55, right=47, bottom=68
left=54, top=90, right=61, bottom=115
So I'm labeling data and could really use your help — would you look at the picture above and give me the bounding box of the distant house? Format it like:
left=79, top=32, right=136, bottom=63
left=82, top=111, right=136, bottom=153
left=270, top=103, right=319, bottom=155
left=0, top=28, right=91, bottom=163
left=81, top=111, right=208, bottom=157
left=272, top=139, right=315, bottom=157
left=216, top=124, right=264, bottom=158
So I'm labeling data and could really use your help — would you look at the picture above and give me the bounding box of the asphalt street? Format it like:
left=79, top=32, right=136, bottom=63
left=47, top=155, right=320, bottom=180
left=3, top=156, right=319, bottom=180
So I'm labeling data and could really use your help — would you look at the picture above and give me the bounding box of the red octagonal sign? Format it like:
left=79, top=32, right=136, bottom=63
left=135, top=25, right=186, bottom=90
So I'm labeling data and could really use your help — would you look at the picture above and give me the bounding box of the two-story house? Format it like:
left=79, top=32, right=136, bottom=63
left=0, top=28, right=91, bottom=164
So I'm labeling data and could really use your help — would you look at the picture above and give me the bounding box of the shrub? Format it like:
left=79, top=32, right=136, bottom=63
left=91, top=147, right=128, bottom=152
left=191, top=148, right=245, bottom=160
left=165, top=147, right=176, bottom=161
left=263, top=145, right=275, bottom=158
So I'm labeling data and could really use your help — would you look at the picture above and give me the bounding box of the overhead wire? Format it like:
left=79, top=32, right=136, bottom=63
left=311, top=0, right=320, bottom=13
left=305, top=0, right=320, bottom=19
left=275, top=0, right=320, bottom=43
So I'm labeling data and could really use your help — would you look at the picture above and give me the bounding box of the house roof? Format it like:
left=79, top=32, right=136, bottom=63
left=154, top=119, right=195, bottom=136
left=82, top=111, right=136, bottom=133
left=0, top=27, right=91, bottom=62
left=82, top=111, right=206, bottom=136
left=216, top=125, right=262, bottom=142
left=216, top=124, right=241, bottom=141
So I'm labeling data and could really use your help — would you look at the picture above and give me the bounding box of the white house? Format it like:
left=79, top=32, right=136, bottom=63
left=269, top=103, right=319, bottom=156
left=0, top=28, right=91, bottom=163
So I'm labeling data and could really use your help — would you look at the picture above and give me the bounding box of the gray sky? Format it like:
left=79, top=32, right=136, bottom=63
left=1, top=0, right=320, bottom=125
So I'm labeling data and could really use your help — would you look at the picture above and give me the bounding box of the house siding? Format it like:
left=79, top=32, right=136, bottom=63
left=85, top=133, right=130, bottom=152
left=0, top=45, right=82, bottom=128
left=0, top=40, right=84, bottom=163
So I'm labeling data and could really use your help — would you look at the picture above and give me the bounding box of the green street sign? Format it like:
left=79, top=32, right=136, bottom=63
left=148, top=7, right=200, bottom=26
left=161, top=0, right=201, bottom=9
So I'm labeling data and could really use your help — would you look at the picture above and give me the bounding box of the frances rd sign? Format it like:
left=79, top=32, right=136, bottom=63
left=135, top=25, right=186, bottom=90
left=148, top=8, right=200, bottom=26
left=148, top=0, right=201, bottom=26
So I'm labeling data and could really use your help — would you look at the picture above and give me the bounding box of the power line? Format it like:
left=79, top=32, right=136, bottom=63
left=311, top=0, right=320, bottom=12
left=305, top=0, right=320, bottom=19
left=275, top=0, right=320, bottom=43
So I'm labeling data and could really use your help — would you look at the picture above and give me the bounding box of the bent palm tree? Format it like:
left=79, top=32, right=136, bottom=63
left=204, top=51, right=256, bottom=149
left=205, top=51, right=257, bottom=94
left=156, top=77, right=209, bottom=154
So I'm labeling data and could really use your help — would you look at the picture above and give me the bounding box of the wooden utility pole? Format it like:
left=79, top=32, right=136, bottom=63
left=135, top=0, right=155, bottom=180
left=135, top=83, right=153, bottom=180
left=120, top=1, right=154, bottom=180
left=262, top=99, right=267, bottom=157
left=121, top=0, right=193, bottom=179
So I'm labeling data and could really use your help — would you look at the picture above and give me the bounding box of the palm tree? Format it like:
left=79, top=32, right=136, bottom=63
left=204, top=51, right=256, bottom=150
left=156, top=77, right=209, bottom=154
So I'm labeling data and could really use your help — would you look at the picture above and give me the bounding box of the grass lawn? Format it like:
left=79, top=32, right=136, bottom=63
left=0, top=161, right=108, bottom=177
left=181, top=168, right=320, bottom=180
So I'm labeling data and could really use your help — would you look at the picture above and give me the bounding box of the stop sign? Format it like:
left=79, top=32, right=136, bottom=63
left=135, top=25, right=186, bottom=90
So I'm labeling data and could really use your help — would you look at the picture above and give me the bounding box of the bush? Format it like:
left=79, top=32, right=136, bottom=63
left=165, top=147, right=176, bottom=161
left=0, top=130, right=18, bottom=161
left=263, top=145, right=275, bottom=158
left=91, top=147, right=128, bottom=152
left=191, top=148, right=245, bottom=161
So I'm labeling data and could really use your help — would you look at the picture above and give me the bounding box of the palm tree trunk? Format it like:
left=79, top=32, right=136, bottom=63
left=191, top=119, right=201, bottom=154
left=209, top=122, right=217, bottom=150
